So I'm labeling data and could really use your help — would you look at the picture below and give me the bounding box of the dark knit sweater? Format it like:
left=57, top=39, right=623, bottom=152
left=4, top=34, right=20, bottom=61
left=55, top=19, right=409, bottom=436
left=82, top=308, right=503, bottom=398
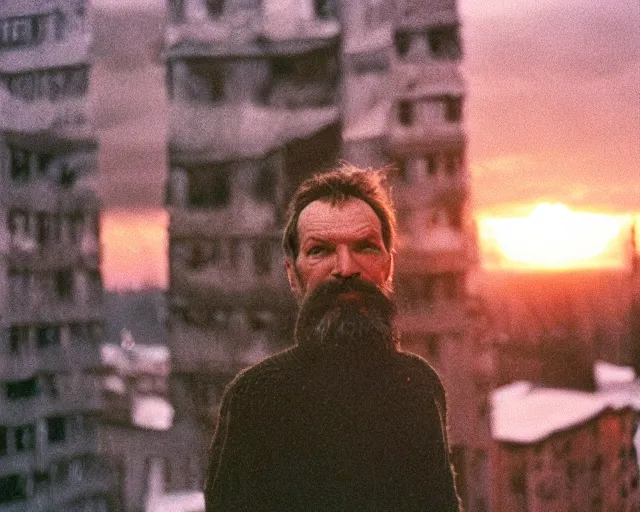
left=205, top=345, right=461, bottom=511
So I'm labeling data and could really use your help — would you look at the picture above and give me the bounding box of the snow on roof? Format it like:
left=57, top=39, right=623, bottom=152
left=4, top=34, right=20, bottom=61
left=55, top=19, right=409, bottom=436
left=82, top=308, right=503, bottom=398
left=491, top=383, right=609, bottom=444
left=132, top=395, right=175, bottom=431
left=491, top=377, right=640, bottom=444
left=101, top=343, right=171, bottom=375
left=146, top=491, right=204, bottom=512
left=594, top=360, right=636, bottom=389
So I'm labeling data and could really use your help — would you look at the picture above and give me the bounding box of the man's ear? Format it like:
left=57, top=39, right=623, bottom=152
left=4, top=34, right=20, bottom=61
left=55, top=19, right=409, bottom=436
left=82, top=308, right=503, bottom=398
left=285, top=258, right=303, bottom=299
left=385, top=249, right=395, bottom=284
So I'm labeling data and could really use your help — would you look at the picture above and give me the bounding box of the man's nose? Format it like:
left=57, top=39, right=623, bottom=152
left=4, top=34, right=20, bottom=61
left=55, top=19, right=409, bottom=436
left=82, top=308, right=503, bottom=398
left=332, top=246, right=360, bottom=279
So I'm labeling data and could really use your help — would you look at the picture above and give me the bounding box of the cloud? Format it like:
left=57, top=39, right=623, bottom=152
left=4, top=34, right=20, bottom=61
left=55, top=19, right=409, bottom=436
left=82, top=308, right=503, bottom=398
left=461, top=0, right=640, bottom=213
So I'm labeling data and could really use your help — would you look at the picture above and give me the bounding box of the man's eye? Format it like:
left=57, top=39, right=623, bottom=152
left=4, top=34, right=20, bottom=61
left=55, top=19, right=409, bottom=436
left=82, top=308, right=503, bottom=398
left=356, top=242, right=381, bottom=254
left=307, top=246, right=327, bottom=256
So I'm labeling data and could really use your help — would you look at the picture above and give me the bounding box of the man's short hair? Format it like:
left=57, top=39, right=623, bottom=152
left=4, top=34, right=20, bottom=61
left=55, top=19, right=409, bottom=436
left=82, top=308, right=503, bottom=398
left=282, top=163, right=397, bottom=261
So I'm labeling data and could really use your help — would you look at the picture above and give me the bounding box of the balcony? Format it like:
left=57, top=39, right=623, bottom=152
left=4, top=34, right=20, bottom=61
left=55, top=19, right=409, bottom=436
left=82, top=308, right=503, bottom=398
left=169, top=101, right=339, bottom=162
left=395, top=0, right=458, bottom=31
left=0, top=381, right=102, bottom=425
left=0, top=341, right=101, bottom=381
left=166, top=1, right=339, bottom=52
left=0, top=32, right=91, bottom=74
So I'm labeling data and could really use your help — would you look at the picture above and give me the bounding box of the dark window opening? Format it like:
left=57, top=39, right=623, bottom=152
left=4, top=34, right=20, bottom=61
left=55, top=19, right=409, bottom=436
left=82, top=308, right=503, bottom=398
left=394, top=32, right=411, bottom=57
left=188, top=241, right=219, bottom=269
left=315, top=0, right=337, bottom=20
left=442, top=273, right=462, bottom=300
left=444, top=96, right=462, bottom=122
left=55, top=269, right=73, bottom=299
left=6, top=377, right=40, bottom=400
left=267, top=50, right=336, bottom=108
left=87, top=270, right=102, bottom=302
left=0, top=474, right=28, bottom=504
left=9, top=326, right=29, bottom=353
left=206, top=0, right=224, bottom=17
left=398, top=100, right=414, bottom=126
left=254, top=163, right=277, bottom=203
left=10, top=147, right=30, bottom=182
left=422, top=275, right=437, bottom=304
left=187, top=166, right=230, bottom=209
left=185, top=59, right=224, bottom=102
left=37, top=153, right=52, bottom=174
left=247, top=310, right=271, bottom=332
left=36, top=325, right=60, bottom=348
left=0, top=427, right=7, bottom=456
left=36, top=213, right=49, bottom=245
left=59, top=165, right=76, bottom=187
left=427, top=155, right=437, bottom=175
left=427, top=25, right=462, bottom=60
left=42, top=374, right=59, bottom=398
left=253, top=240, right=271, bottom=276
left=426, top=333, right=440, bottom=360
left=47, top=416, right=66, bottom=444
left=33, top=471, right=50, bottom=493
left=168, top=0, right=185, bottom=22
left=14, top=424, right=35, bottom=452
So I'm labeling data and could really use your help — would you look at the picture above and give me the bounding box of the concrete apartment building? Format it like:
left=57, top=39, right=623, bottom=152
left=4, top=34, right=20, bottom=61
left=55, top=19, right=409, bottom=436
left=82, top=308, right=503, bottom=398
left=0, top=1, right=110, bottom=510
left=491, top=378, right=640, bottom=512
left=164, top=0, right=481, bottom=508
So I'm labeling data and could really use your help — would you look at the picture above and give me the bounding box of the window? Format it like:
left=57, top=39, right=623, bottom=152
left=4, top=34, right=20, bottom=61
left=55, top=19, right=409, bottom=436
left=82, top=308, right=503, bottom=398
left=427, top=25, right=461, bottom=60
left=394, top=32, right=411, bottom=57
left=441, top=273, right=461, bottom=300
left=426, top=155, right=437, bottom=176
left=36, top=212, right=50, bottom=245
left=6, top=377, right=39, bottom=400
left=315, top=0, right=337, bottom=20
left=36, top=325, right=60, bottom=349
left=254, top=163, right=277, bottom=203
left=33, top=471, right=50, bottom=493
left=444, top=96, right=462, bottom=122
left=55, top=269, right=73, bottom=299
left=87, top=270, right=102, bottom=303
left=41, top=374, right=59, bottom=398
left=0, top=427, right=6, bottom=456
left=253, top=240, right=271, bottom=276
left=9, top=326, right=29, bottom=354
left=0, top=474, right=27, bottom=504
left=59, top=164, right=76, bottom=187
left=0, top=14, right=46, bottom=49
left=185, top=59, right=225, bottom=102
left=398, top=100, right=414, bottom=126
left=5, top=66, right=89, bottom=102
left=206, top=0, right=224, bottom=17
left=421, top=276, right=437, bottom=304
left=187, top=166, right=230, bottom=208
left=37, top=153, right=52, bottom=175
left=10, top=147, right=30, bottom=182
left=47, top=416, right=66, bottom=444
left=14, top=424, right=35, bottom=452
left=426, top=333, right=440, bottom=360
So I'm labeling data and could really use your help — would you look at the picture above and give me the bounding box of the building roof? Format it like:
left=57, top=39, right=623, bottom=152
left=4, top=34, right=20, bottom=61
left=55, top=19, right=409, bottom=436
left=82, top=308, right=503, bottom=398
left=492, top=367, right=640, bottom=444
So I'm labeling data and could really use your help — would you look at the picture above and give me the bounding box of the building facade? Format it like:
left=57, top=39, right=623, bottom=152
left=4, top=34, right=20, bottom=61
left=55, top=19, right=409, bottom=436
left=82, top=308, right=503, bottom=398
left=491, top=382, right=640, bottom=512
left=164, top=0, right=478, bottom=507
left=0, top=1, right=110, bottom=510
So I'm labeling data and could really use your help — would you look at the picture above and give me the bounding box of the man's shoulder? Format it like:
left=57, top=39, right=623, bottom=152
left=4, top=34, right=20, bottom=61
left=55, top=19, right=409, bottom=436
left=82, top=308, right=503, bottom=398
left=225, top=346, right=303, bottom=397
left=391, top=350, right=447, bottom=397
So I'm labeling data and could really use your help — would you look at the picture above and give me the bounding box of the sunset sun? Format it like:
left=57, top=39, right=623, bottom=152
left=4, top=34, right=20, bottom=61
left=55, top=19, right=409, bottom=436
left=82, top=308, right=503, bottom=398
left=479, top=203, right=628, bottom=270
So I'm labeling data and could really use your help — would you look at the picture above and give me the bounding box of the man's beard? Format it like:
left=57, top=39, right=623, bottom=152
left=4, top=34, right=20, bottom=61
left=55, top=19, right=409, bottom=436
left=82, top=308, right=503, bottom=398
left=294, top=276, right=399, bottom=356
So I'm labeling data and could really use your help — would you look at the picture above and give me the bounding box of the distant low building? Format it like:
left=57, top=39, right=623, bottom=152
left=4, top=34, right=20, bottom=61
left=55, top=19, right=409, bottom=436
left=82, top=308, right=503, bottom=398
left=490, top=369, right=640, bottom=512
left=98, top=341, right=202, bottom=512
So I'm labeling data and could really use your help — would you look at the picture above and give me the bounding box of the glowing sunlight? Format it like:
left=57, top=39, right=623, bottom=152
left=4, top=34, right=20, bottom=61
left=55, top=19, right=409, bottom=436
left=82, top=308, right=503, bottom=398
left=479, top=203, right=629, bottom=270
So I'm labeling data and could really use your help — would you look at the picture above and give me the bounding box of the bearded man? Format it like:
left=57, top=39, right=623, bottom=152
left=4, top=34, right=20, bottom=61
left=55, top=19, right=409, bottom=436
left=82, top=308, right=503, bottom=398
left=205, top=165, right=461, bottom=511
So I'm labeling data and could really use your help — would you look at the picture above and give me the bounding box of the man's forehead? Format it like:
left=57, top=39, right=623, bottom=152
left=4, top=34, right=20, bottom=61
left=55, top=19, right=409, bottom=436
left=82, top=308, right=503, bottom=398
left=297, top=198, right=383, bottom=239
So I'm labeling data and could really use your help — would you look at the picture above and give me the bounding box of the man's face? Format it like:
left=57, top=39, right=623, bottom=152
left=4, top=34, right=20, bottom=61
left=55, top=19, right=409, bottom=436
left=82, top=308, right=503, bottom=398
left=285, top=198, right=394, bottom=300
